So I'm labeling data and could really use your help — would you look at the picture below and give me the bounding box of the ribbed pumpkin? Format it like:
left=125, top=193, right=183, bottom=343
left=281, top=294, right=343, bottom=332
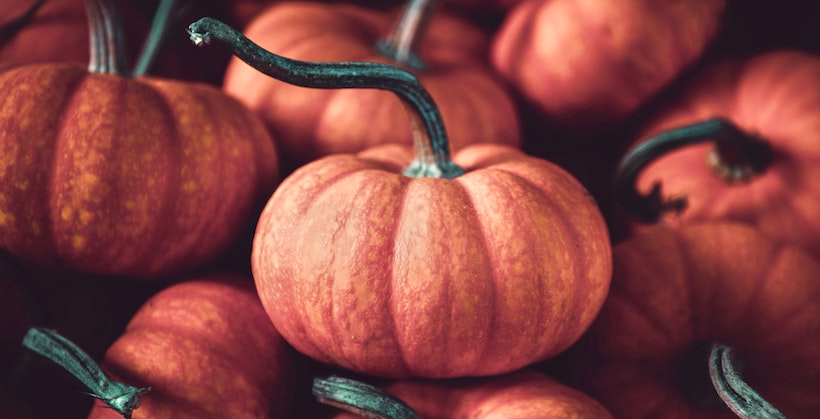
left=0, top=0, right=278, bottom=278
left=614, top=50, right=820, bottom=257
left=223, top=0, right=521, bottom=167
left=575, top=222, right=820, bottom=419
left=196, top=14, right=613, bottom=378
left=86, top=276, right=297, bottom=419
left=491, top=0, right=725, bottom=131
left=324, top=370, right=615, bottom=418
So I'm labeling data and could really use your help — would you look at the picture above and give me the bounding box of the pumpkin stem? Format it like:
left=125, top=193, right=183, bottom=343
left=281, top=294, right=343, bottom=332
left=21, top=328, right=147, bottom=419
left=0, top=0, right=48, bottom=41
left=187, top=17, right=464, bottom=179
left=132, top=0, right=181, bottom=76
left=85, top=0, right=129, bottom=75
left=376, top=0, right=440, bottom=71
left=708, top=344, right=786, bottom=419
left=313, top=376, right=421, bottom=419
left=612, top=118, right=772, bottom=223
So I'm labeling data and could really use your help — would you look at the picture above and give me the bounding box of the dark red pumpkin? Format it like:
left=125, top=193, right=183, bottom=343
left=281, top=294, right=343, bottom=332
left=327, top=370, right=615, bottom=418
left=616, top=50, right=820, bottom=257
left=490, top=0, right=725, bottom=131
left=0, top=0, right=279, bottom=278
left=575, top=222, right=820, bottom=419
left=223, top=1, right=521, bottom=166
left=86, top=275, right=298, bottom=419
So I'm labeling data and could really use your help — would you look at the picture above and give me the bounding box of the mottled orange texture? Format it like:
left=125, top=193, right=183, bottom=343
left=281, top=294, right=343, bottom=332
left=87, top=276, right=297, bottom=419
left=0, top=63, right=279, bottom=278
left=252, top=143, right=612, bottom=379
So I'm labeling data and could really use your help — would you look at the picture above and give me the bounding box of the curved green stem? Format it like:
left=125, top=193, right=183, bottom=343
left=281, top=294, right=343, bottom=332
left=0, top=0, right=48, bottom=41
left=132, top=0, right=180, bottom=76
left=376, top=0, right=440, bottom=71
left=85, top=0, right=128, bottom=75
left=187, top=17, right=463, bottom=179
left=22, top=328, right=146, bottom=419
left=612, top=118, right=772, bottom=223
left=709, top=345, right=786, bottom=419
left=313, top=376, right=420, bottom=419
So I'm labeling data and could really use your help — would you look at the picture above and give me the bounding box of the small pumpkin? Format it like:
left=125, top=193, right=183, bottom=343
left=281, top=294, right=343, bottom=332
left=0, top=0, right=279, bottom=278
left=320, top=370, right=615, bottom=418
left=188, top=17, right=612, bottom=378
left=574, top=222, right=820, bottom=419
left=490, top=0, right=725, bottom=131
left=613, top=50, right=820, bottom=256
left=22, top=275, right=299, bottom=419
left=222, top=0, right=521, bottom=167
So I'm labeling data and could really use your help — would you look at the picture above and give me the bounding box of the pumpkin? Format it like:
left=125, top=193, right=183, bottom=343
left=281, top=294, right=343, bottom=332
left=187, top=17, right=611, bottom=378
left=321, top=370, right=615, bottom=418
left=22, top=276, right=298, bottom=419
left=613, top=50, right=820, bottom=257
left=222, top=0, right=521, bottom=168
left=0, top=0, right=279, bottom=278
left=490, top=0, right=725, bottom=132
left=574, top=222, right=820, bottom=419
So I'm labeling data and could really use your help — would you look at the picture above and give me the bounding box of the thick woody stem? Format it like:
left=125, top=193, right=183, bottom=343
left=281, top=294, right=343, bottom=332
left=85, top=0, right=129, bottom=74
left=376, top=0, right=440, bottom=71
left=708, top=345, right=787, bottom=419
left=613, top=118, right=772, bottom=223
left=313, top=376, right=420, bottom=419
left=187, top=17, right=464, bottom=179
left=22, top=328, right=146, bottom=419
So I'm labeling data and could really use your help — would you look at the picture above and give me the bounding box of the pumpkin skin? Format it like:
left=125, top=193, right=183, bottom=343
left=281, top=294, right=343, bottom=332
left=251, top=142, right=612, bottom=379
left=332, top=370, right=615, bottom=418
left=223, top=1, right=521, bottom=166
left=0, top=63, right=279, bottom=278
left=625, top=50, right=820, bottom=257
left=87, top=276, right=298, bottom=419
left=575, top=222, right=820, bottom=419
left=490, top=0, right=725, bottom=131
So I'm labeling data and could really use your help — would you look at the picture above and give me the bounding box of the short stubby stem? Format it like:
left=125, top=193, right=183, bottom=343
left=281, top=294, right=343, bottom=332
left=313, top=376, right=420, bottom=419
left=22, top=328, right=146, bottom=419
left=85, top=0, right=129, bottom=75
left=709, top=345, right=786, bottom=419
left=375, top=0, right=441, bottom=71
left=612, top=118, right=773, bottom=223
left=187, top=17, right=464, bottom=179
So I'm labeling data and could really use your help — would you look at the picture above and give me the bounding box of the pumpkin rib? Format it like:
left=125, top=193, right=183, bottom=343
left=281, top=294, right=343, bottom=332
left=386, top=180, right=413, bottom=376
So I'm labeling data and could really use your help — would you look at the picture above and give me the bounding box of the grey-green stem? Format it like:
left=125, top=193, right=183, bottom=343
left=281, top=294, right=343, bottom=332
left=187, top=17, right=464, bottom=179
left=85, top=0, right=128, bottom=74
left=613, top=118, right=772, bottom=223
left=709, top=345, right=787, bottom=419
left=22, top=328, right=146, bottom=419
left=376, top=0, right=441, bottom=71
left=132, top=0, right=181, bottom=76
left=313, top=376, right=421, bottom=419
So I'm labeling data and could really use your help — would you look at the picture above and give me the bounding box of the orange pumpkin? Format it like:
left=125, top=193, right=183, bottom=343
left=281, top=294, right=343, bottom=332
left=613, top=50, right=820, bottom=257
left=575, top=222, right=820, bottom=419
left=322, top=370, right=615, bottom=418
left=222, top=1, right=521, bottom=167
left=491, top=0, right=725, bottom=132
left=186, top=16, right=610, bottom=378
left=0, top=0, right=279, bottom=278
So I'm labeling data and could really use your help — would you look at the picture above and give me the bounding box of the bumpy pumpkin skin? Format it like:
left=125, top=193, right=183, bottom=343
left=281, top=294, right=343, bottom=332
left=491, top=0, right=725, bottom=130
left=577, top=222, right=820, bottom=419
left=87, top=276, right=297, bottom=419
left=628, top=50, right=820, bottom=257
left=252, top=143, right=612, bottom=379
left=223, top=1, right=521, bottom=166
left=0, top=64, right=279, bottom=278
left=333, top=370, right=615, bottom=418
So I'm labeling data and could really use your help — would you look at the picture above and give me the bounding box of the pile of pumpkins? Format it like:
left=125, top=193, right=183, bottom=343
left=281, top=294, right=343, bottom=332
left=1, top=0, right=818, bottom=417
